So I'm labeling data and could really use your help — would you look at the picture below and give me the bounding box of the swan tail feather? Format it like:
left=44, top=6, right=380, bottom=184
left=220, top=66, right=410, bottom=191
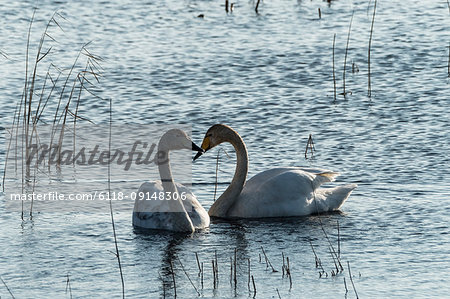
left=323, top=183, right=357, bottom=210
left=313, top=172, right=340, bottom=189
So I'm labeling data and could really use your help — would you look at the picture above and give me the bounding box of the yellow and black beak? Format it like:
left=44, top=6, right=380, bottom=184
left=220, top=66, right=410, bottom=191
left=193, top=136, right=211, bottom=161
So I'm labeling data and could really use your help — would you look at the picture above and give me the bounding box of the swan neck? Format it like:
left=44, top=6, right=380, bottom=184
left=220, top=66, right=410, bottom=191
left=209, top=130, right=248, bottom=217
left=157, top=150, right=177, bottom=194
left=157, top=143, right=194, bottom=231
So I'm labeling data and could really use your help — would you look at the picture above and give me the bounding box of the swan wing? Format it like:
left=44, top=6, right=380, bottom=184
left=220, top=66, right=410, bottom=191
left=243, top=167, right=338, bottom=191
left=133, top=181, right=168, bottom=213
left=229, top=168, right=315, bottom=217
left=229, top=168, right=348, bottom=218
left=132, top=181, right=178, bottom=230
left=132, top=181, right=208, bottom=231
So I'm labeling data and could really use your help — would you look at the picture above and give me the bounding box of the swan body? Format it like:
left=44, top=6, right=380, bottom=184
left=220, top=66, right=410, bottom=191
left=133, top=181, right=210, bottom=230
left=194, top=124, right=357, bottom=218
left=132, top=129, right=210, bottom=232
left=229, top=167, right=356, bottom=218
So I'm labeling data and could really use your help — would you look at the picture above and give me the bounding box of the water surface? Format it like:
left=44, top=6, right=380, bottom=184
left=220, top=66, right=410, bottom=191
left=1, top=0, right=449, bottom=298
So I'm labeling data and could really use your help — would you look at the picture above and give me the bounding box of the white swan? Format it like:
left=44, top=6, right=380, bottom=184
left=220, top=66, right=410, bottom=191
left=194, top=124, right=357, bottom=218
left=132, top=129, right=210, bottom=232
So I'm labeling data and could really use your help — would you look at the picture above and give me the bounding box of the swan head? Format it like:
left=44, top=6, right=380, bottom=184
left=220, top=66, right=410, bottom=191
left=159, top=129, right=203, bottom=152
left=194, top=124, right=237, bottom=160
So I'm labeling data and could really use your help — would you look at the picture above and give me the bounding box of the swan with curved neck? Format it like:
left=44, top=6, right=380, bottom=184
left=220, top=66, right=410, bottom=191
left=194, top=124, right=357, bottom=218
left=133, top=129, right=210, bottom=232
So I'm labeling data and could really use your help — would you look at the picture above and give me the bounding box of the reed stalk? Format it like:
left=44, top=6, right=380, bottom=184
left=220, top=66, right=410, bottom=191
left=195, top=252, right=201, bottom=275
left=0, top=276, right=16, bottom=299
left=337, top=220, right=341, bottom=259
left=251, top=275, right=256, bottom=298
left=286, top=257, right=292, bottom=290
left=261, top=246, right=278, bottom=272
left=230, top=256, right=233, bottom=284
left=215, top=250, right=219, bottom=282
left=212, top=260, right=217, bottom=289
left=170, top=260, right=177, bottom=297
left=248, top=258, right=251, bottom=291
left=65, top=273, right=73, bottom=299
left=3, top=11, right=101, bottom=221
left=309, top=241, right=326, bottom=277
left=108, top=98, right=125, bottom=298
left=176, top=256, right=200, bottom=296
left=347, top=261, right=359, bottom=299
left=234, top=248, right=237, bottom=288
left=332, top=33, right=337, bottom=101
left=304, top=134, right=315, bottom=159
left=368, top=0, right=377, bottom=97
left=343, top=11, right=354, bottom=97
left=201, top=262, right=204, bottom=289
left=447, top=42, right=450, bottom=77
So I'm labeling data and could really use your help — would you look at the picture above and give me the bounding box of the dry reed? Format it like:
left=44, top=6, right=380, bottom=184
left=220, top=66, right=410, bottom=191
left=261, top=246, right=278, bottom=272
left=347, top=261, right=359, bottom=299
left=342, top=11, right=354, bottom=97
left=251, top=275, right=256, bottom=298
left=368, top=0, right=377, bottom=97
left=108, top=99, right=125, bottom=298
left=305, top=134, right=315, bottom=159
left=176, top=256, right=200, bottom=296
left=255, top=0, right=261, bottom=13
left=332, top=34, right=337, bottom=101
left=65, top=273, right=73, bottom=299
left=170, top=260, right=177, bottom=297
left=0, top=276, right=15, bottom=299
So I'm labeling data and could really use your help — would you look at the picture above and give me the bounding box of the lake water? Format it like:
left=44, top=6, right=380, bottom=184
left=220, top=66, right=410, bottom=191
left=1, top=0, right=449, bottom=298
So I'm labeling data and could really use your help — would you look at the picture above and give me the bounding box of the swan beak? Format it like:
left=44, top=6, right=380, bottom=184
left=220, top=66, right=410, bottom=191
left=192, top=142, right=204, bottom=161
left=193, top=151, right=203, bottom=161
left=193, top=136, right=210, bottom=161
left=192, top=142, right=203, bottom=152
left=201, top=136, right=210, bottom=152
